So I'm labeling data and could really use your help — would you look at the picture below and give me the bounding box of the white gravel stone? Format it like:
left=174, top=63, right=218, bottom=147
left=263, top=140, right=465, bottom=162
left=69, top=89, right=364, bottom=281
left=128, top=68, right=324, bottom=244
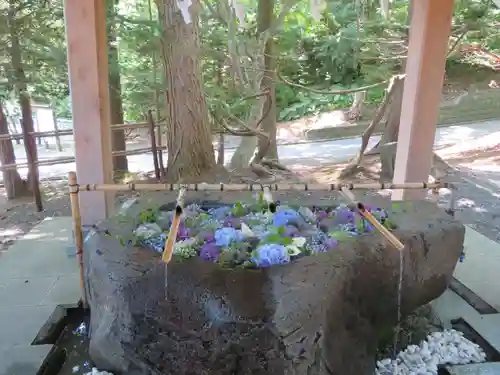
left=84, top=368, right=114, bottom=375
left=376, top=329, right=486, bottom=375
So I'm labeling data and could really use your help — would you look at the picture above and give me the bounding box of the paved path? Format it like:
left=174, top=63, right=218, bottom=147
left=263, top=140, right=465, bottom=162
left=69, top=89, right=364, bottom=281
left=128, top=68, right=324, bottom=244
left=6, top=119, right=500, bottom=182
left=0, top=217, right=79, bottom=375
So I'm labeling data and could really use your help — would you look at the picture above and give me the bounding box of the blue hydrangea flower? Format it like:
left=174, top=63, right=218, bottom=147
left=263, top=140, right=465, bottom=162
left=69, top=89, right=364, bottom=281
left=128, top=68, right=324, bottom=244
left=142, top=233, right=166, bottom=253
left=273, top=209, right=301, bottom=227
left=251, top=244, right=290, bottom=268
left=209, top=207, right=231, bottom=219
left=214, top=227, right=244, bottom=247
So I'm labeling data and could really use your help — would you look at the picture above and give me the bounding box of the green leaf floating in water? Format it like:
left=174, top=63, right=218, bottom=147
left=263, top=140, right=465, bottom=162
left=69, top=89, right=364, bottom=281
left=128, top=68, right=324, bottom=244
left=383, top=219, right=397, bottom=230
left=355, top=217, right=365, bottom=233
left=328, top=231, right=354, bottom=241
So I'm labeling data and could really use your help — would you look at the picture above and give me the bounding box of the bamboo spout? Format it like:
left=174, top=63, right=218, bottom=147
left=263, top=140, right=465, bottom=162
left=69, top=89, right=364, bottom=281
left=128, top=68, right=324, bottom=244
left=161, top=186, right=186, bottom=263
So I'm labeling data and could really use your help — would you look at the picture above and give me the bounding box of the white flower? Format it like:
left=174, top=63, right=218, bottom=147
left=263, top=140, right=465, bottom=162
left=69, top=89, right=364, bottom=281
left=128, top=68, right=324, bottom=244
left=292, top=236, right=307, bottom=248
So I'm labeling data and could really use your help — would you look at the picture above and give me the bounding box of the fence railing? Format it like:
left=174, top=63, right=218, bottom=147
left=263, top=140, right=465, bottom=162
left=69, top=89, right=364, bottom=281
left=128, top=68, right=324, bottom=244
left=0, top=112, right=166, bottom=211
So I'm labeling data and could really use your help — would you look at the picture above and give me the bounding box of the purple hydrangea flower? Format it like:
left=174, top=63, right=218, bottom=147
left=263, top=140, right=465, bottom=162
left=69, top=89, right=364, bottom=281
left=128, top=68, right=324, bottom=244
left=284, top=225, right=299, bottom=237
left=252, top=244, right=290, bottom=268
left=315, top=210, right=329, bottom=220
left=334, top=209, right=355, bottom=224
left=200, top=243, right=222, bottom=261
left=214, top=227, right=244, bottom=247
left=177, top=223, right=190, bottom=240
left=273, top=209, right=301, bottom=227
left=199, top=231, right=215, bottom=242
left=325, top=237, right=339, bottom=249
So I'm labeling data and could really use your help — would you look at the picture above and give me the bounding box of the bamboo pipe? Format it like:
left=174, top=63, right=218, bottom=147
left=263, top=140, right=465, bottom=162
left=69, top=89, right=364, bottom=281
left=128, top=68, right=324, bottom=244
left=68, top=171, right=89, bottom=309
left=262, top=186, right=276, bottom=213
left=340, top=188, right=405, bottom=251
left=69, top=180, right=454, bottom=193
left=161, top=186, right=187, bottom=263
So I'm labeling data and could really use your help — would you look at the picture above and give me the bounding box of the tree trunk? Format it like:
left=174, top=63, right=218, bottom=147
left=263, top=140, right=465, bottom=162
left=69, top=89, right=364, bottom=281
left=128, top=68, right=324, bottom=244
left=0, top=101, right=27, bottom=199
left=107, top=0, right=128, bottom=173
left=158, top=0, right=215, bottom=181
left=8, top=1, right=42, bottom=210
left=256, top=0, right=278, bottom=162
left=229, top=0, right=277, bottom=169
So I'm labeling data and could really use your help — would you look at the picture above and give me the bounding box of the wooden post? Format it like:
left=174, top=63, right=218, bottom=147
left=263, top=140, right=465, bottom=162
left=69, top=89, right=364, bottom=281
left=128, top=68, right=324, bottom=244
left=156, top=119, right=165, bottom=179
left=51, top=104, right=63, bottom=152
left=68, top=171, right=89, bottom=309
left=64, top=0, right=114, bottom=225
left=392, top=0, right=454, bottom=200
left=147, top=110, right=160, bottom=180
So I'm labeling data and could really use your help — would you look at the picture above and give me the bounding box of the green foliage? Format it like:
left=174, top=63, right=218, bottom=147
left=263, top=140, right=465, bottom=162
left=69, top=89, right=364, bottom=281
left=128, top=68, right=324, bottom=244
left=138, top=207, right=159, bottom=224
left=1, top=0, right=498, bottom=124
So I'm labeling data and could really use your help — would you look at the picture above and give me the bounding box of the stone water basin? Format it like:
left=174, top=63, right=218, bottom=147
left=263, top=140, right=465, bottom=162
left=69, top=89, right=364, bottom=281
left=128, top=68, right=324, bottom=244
left=84, top=195, right=464, bottom=375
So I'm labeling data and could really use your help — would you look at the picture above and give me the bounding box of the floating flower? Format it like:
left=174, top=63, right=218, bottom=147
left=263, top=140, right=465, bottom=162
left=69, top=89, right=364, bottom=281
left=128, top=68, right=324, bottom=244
left=198, top=231, right=215, bottom=242
left=292, top=236, right=307, bottom=248
left=141, top=233, right=166, bottom=253
left=252, top=244, right=290, bottom=267
left=209, top=206, right=231, bottom=219
left=200, top=243, right=222, bottom=261
left=315, top=210, right=329, bottom=220
left=284, top=225, right=299, bottom=237
left=333, top=209, right=355, bottom=224
left=273, top=209, right=302, bottom=227
left=177, top=223, right=190, bottom=240
left=286, top=245, right=302, bottom=256
left=214, top=227, right=244, bottom=248
left=240, top=223, right=255, bottom=238
left=173, top=238, right=198, bottom=258
left=325, top=237, right=339, bottom=249
left=135, top=223, right=162, bottom=239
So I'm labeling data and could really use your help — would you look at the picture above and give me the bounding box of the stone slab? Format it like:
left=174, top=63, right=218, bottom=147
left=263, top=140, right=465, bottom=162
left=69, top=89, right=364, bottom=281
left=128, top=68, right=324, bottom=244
left=0, top=345, right=53, bottom=375
left=0, top=305, right=57, bottom=350
left=464, top=314, right=500, bottom=355
left=431, top=289, right=480, bottom=329
left=454, top=226, right=500, bottom=310
left=447, top=362, right=500, bottom=375
left=0, top=276, right=58, bottom=307
left=0, top=217, right=77, bottom=279
left=40, top=274, right=82, bottom=307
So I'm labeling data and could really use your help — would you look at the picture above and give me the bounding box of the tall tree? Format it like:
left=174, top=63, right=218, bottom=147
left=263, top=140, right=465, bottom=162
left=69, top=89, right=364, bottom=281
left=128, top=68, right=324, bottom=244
left=107, top=0, right=129, bottom=173
left=7, top=0, right=40, bottom=202
left=157, top=0, right=216, bottom=181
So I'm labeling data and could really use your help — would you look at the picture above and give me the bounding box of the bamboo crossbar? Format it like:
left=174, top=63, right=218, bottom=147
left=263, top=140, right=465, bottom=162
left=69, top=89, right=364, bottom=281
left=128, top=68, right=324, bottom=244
left=69, top=181, right=454, bottom=193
